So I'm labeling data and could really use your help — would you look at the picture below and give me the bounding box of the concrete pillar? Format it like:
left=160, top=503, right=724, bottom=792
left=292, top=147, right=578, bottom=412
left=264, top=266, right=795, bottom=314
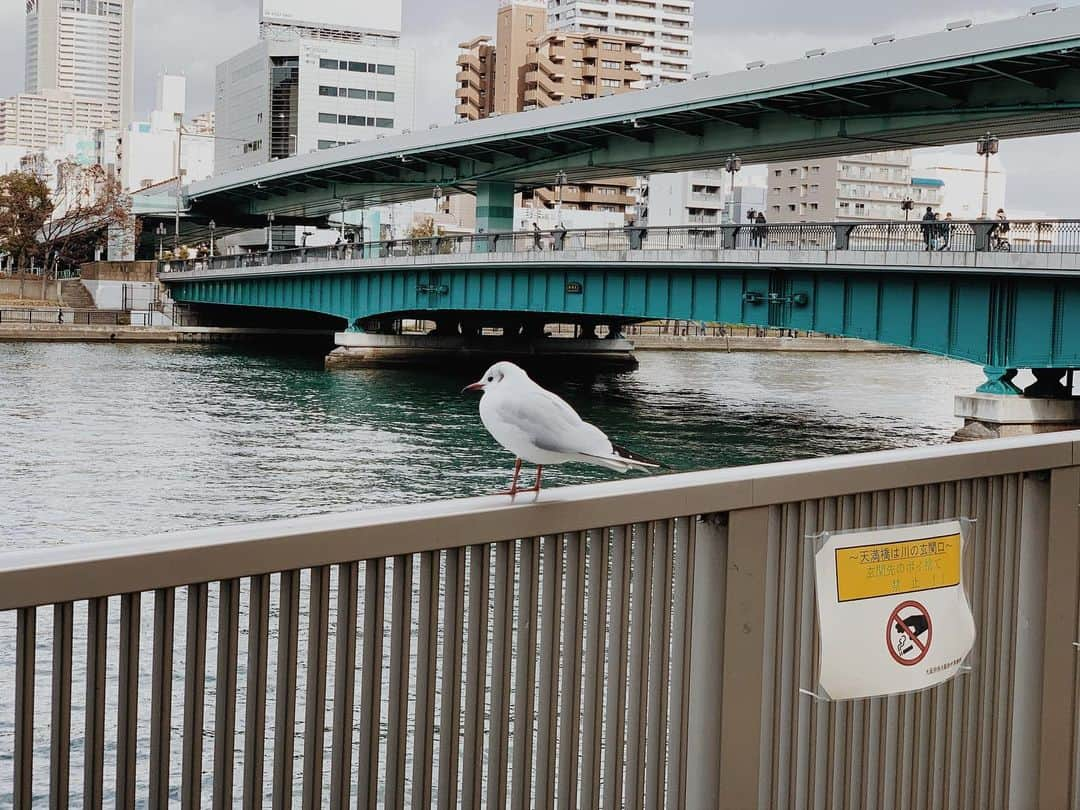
left=954, top=390, right=1080, bottom=441
left=475, top=181, right=515, bottom=239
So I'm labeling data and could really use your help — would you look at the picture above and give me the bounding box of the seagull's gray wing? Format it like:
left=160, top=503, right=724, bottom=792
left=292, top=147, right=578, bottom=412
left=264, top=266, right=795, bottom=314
left=491, top=388, right=612, bottom=457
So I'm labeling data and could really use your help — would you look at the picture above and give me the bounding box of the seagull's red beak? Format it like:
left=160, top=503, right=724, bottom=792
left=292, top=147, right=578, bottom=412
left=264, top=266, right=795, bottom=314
left=462, top=381, right=485, bottom=394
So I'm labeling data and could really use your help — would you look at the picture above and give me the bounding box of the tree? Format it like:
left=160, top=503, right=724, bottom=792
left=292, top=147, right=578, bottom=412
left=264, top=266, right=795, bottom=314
left=0, top=171, right=53, bottom=296
left=38, top=163, right=135, bottom=299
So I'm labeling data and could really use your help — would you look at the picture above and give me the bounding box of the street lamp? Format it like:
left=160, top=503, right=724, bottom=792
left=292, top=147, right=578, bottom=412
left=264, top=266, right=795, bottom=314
left=724, top=154, right=742, bottom=224
left=155, top=222, right=167, bottom=260
left=901, top=198, right=914, bottom=221
left=976, top=133, right=999, bottom=219
left=554, top=170, right=568, bottom=227
left=267, top=212, right=276, bottom=253
left=208, top=219, right=216, bottom=258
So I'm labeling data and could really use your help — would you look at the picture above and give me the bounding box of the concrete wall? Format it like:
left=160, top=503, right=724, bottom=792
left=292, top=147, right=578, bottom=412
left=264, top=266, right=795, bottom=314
left=0, top=277, right=60, bottom=302
left=81, top=279, right=158, bottom=310
left=80, top=261, right=157, bottom=282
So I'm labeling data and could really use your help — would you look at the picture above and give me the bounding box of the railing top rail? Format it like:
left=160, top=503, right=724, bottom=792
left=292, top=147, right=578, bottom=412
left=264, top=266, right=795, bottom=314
left=1, top=430, right=1076, bottom=611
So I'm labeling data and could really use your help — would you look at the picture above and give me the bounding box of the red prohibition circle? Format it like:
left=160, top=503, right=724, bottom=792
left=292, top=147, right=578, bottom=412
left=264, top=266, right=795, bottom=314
left=887, top=600, right=932, bottom=667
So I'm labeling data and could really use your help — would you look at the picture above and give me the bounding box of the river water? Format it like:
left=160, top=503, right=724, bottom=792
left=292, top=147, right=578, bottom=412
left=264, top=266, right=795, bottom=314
left=0, top=341, right=986, bottom=550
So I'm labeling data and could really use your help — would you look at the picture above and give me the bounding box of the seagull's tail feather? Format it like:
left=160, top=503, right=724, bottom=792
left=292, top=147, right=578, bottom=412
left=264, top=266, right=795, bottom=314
left=576, top=445, right=664, bottom=472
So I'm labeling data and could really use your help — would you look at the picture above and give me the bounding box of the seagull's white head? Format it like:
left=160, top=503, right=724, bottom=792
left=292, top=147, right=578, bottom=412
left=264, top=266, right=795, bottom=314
left=462, top=361, right=527, bottom=394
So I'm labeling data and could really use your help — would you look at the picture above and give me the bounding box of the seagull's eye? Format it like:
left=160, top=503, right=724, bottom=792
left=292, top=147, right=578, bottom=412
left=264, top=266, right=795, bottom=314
left=487, top=376, right=494, bottom=382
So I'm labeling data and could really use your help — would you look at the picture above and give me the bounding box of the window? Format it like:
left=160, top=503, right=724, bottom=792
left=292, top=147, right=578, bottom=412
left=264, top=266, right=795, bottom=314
left=348, top=61, right=367, bottom=72
left=573, top=60, right=584, bottom=68
left=347, top=88, right=366, bottom=100
left=525, top=13, right=535, bottom=30
left=319, top=85, right=337, bottom=97
left=376, top=117, right=394, bottom=128
left=601, top=78, right=621, bottom=87
left=774, top=169, right=782, bottom=177
left=376, top=64, right=396, bottom=75
left=602, top=42, right=622, bottom=51
left=376, top=91, right=395, bottom=102
left=318, top=140, right=341, bottom=150
left=320, top=58, right=339, bottom=70
left=318, top=113, right=337, bottom=124
left=602, top=60, right=620, bottom=69
left=347, top=115, right=365, bottom=126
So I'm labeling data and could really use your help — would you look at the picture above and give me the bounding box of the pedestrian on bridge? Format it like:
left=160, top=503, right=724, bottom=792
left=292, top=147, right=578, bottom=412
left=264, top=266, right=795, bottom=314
left=753, top=210, right=768, bottom=247
left=921, top=207, right=937, bottom=251
left=533, top=222, right=544, bottom=251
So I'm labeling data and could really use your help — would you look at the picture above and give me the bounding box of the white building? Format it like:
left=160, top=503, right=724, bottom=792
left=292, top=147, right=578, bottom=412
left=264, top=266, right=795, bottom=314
left=641, top=171, right=766, bottom=227
left=0, top=89, right=110, bottom=151
left=547, top=0, right=693, bottom=85
left=911, top=151, right=1007, bottom=220
left=119, top=74, right=215, bottom=192
left=25, top=0, right=135, bottom=130
left=215, top=2, right=415, bottom=175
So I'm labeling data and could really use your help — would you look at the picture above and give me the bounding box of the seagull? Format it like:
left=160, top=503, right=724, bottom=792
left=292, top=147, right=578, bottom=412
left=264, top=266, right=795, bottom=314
left=462, top=361, right=661, bottom=497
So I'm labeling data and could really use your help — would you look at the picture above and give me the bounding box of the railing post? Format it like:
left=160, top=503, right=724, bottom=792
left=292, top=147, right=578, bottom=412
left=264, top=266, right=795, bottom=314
left=685, top=514, right=728, bottom=810
left=974, top=222, right=996, bottom=252
left=1038, top=466, right=1080, bottom=807
left=718, top=506, right=772, bottom=809
left=833, top=224, right=855, bottom=250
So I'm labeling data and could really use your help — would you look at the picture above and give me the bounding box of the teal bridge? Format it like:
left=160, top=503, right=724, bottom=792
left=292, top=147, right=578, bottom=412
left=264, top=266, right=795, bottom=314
left=162, top=219, right=1080, bottom=393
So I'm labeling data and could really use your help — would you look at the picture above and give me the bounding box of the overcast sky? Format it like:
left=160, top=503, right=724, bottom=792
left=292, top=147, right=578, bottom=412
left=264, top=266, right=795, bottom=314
left=0, top=0, right=1076, bottom=214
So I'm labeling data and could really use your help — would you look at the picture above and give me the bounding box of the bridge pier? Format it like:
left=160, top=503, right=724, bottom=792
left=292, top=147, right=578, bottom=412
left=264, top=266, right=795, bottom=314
left=954, top=368, right=1080, bottom=441
left=325, top=330, right=638, bottom=370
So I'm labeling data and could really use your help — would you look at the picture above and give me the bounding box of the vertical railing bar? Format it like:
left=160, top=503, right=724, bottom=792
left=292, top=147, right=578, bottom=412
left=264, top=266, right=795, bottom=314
left=243, top=575, right=271, bottom=810
left=437, top=549, right=465, bottom=810
left=14, top=606, right=36, bottom=810
left=213, top=579, right=241, bottom=810
left=625, top=522, right=654, bottom=810
left=558, top=532, right=587, bottom=810
left=645, top=520, right=674, bottom=810
left=603, top=526, right=632, bottom=810
left=412, top=552, right=439, bottom=810
left=330, top=563, right=359, bottom=810
left=511, top=539, right=540, bottom=810
left=486, top=541, right=514, bottom=810
left=535, top=535, right=564, bottom=809
left=181, top=584, right=208, bottom=810
left=358, top=559, right=387, bottom=810
left=84, top=597, right=109, bottom=810
left=50, top=601, right=74, bottom=810
left=385, top=555, right=415, bottom=810
left=302, top=566, right=331, bottom=810
left=580, top=528, right=611, bottom=810
left=462, top=545, right=492, bottom=809
left=667, top=517, right=696, bottom=810
left=271, top=571, right=300, bottom=810
left=149, top=589, right=175, bottom=810
left=116, top=593, right=141, bottom=810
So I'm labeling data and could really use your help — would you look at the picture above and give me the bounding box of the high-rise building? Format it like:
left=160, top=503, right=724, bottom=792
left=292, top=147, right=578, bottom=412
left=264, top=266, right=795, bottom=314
left=0, top=89, right=110, bottom=151
left=766, top=151, right=944, bottom=223
left=454, top=0, right=641, bottom=218
left=24, top=0, right=135, bottom=129
left=215, top=0, right=415, bottom=175
left=546, top=0, right=693, bottom=86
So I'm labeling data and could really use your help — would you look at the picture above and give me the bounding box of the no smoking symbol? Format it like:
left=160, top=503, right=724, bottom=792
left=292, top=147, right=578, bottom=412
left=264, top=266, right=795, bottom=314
left=887, top=600, right=932, bottom=666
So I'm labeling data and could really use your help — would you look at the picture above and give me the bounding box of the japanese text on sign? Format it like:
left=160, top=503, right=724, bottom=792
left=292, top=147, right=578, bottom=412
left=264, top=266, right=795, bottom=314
left=834, top=533, right=961, bottom=602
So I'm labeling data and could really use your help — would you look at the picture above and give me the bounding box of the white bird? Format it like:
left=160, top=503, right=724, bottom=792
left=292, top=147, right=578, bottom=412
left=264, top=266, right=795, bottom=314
left=463, top=361, right=661, bottom=497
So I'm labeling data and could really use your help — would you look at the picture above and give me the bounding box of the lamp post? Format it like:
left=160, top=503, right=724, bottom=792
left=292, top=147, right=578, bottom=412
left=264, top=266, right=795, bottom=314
left=155, top=223, right=167, bottom=260
left=976, top=133, right=999, bottom=219
left=339, top=200, right=347, bottom=242
left=267, top=212, right=276, bottom=253
left=724, top=153, right=742, bottom=224
left=554, top=170, right=568, bottom=227
left=901, top=198, right=914, bottom=221
left=208, top=219, right=216, bottom=258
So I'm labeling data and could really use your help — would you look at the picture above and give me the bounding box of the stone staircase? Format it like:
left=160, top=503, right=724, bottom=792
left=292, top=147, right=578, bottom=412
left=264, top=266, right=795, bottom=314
left=60, top=279, right=95, bottom=309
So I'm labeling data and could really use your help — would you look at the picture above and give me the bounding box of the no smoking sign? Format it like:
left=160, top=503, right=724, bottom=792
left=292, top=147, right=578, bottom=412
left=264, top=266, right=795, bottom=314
left=888, top=601, right=932, bottom=666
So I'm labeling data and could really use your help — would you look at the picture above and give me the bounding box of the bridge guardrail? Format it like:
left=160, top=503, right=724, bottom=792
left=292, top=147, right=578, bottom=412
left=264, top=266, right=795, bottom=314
left=2, top=433, right=1079, bottom=807
left=159, top=219, right=1080, bottom=276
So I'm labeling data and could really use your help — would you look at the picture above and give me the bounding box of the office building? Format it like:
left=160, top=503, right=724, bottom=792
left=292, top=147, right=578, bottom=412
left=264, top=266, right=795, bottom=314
left=0, top=89, right=110, bottom=151
left=546, top=0, right=693, bottom=86
left=215, top=0, right=414, bottom=175
left=766, top=151, right=944, bottom=222
left=24, top=0, right=135, bottom=129
left=642, top=170, right=767, bottom=227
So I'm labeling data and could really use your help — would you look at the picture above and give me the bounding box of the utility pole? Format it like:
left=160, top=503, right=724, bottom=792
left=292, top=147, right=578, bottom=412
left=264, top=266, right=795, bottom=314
left=724, top=154, right=742, bottom=224
left=976, top=133, right=999, bottom=219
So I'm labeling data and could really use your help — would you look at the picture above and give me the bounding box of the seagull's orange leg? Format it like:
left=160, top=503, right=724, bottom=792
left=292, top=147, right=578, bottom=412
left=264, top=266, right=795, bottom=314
left=497, top=459, right=523, bottom=497
left=521, top=465, right=544, bottom=496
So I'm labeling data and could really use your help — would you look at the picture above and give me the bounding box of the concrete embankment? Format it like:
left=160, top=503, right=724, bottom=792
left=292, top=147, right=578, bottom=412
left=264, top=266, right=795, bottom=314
left=630, top=334, right=912, bottom=353
left=0, top=324, right=334, bottom=344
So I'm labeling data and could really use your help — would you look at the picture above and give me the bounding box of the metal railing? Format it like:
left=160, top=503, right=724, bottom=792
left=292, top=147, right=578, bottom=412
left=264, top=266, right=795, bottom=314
left=158, top=219, right=1080, bottom=276
left=0, top=307, right=132, bottom=326
left=2, top=432, right=1079, bottom=808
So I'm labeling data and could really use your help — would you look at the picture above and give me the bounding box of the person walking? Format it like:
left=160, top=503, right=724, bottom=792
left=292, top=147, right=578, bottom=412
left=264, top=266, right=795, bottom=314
left=991, top=208, right=1010, bottom=250
left=753, top=210, right=768, bottom=247
left=921, top=207, right=937, bottom=251
left=532, top=221, right=543, bottom=252
left=939, top=212, right=954, bottom=251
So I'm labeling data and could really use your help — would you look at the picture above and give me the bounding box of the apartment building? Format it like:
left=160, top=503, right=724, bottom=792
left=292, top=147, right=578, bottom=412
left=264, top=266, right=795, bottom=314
left=766, top=151, right=943, bottom=222
left=547, top=0, right=693, bottom=86
left=0, top=89, right=110, bottom=151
